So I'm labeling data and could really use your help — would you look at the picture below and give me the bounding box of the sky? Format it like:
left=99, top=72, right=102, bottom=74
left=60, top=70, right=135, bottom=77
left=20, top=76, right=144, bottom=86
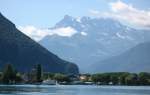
left=0, top=0, right=150, bottom=41
left=0, top=0, right=150, bottom=27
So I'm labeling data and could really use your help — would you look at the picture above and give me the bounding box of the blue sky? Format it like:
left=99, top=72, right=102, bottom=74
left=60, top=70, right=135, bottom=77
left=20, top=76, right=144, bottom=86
left=0, top=0, right=150, bottom=41
left=0, top=0, right=150, bottom=27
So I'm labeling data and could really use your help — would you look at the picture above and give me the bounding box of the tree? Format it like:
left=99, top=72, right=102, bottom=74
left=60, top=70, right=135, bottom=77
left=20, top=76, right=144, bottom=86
left=0, top=72, right=3, bottom=83
left=125, top=73, right=138, bottom=85
left=91, top=73, right=111, bottom=85
left=15, top=73, right=23, bottom=83
left=36, top=64, right=42, bottom=82
left=139, top=72, right=150, bottom=85
left=100, top=73, right=111, bottom=84
left=110, top=75, right=119, bottom=85
left=2, top=64, right=16, bottom=84
left=43, top=73, right=55, bottom=80
left=119, top=72, right=130, bottom=85
left=91, top=74, right=102, bottom=83
left=54, top=73, right=70, bottom=83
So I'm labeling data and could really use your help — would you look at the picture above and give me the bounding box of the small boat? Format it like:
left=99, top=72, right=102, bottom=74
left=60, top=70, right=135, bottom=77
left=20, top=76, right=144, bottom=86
left=42, top=79, right=56, bottom=85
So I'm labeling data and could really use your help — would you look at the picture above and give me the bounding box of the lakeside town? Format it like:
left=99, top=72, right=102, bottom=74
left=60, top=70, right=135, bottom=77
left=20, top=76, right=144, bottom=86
left=0, top=64, right=150, bottom=86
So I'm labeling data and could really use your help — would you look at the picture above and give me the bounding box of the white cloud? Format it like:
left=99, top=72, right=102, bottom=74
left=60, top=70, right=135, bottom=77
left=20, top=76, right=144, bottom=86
left=18, top=26, right=49, bottom=41
left=81, top=32, right=87, bottom=36
left=89, top=9, right=100, bottom=15
left=17, top=26, right=78, bottom=41
left=110, top=0, right=133, bottom=12
left=50, top=27, right=77, bottom=37
left=90, top=1, right=150, bottom=29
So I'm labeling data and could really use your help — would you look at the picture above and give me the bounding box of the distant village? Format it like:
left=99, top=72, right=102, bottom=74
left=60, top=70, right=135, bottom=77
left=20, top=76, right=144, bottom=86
left=0, top=64, right=150, bottom=86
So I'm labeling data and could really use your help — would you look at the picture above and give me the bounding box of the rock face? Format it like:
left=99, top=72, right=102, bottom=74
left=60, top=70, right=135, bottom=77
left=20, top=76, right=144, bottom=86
left=91, top=42, right=150, bottom=73
left=0, top=13, right=79, bottom=74
left=39, top=15, right=150, bottom=72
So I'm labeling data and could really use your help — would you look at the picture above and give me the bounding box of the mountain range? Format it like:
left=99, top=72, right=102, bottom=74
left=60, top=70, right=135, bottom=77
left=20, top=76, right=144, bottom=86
left=91, top=42, right=150, bottom=73
left=0, top=13, right=79, bottom=74
left=39, top=15, right=150, bottom=72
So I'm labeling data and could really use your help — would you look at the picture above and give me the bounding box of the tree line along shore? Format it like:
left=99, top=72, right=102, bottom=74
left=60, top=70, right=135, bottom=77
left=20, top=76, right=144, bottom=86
left=0, top=64, right=150, bottom=85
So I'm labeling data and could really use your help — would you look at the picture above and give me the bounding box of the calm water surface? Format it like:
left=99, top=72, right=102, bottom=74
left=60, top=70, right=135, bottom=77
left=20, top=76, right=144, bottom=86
left=0, top=85, right=150, bottom=95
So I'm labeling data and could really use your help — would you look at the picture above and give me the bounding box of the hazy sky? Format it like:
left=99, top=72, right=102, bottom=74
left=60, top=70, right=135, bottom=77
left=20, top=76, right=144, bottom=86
left=0, top=0, right=150, bottom=41
left=0, top=0, right=150, bottom=27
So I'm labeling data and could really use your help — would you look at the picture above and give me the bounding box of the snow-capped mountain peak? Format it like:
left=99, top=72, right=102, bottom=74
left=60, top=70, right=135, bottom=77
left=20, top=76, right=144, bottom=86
left=39, top=15, right=150, bottom=72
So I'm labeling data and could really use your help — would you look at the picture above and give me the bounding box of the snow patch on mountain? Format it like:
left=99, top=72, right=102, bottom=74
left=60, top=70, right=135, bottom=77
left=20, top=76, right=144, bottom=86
left=116, top=32, right=126, bottom=39
left=76, top=17, right=81, bottom=23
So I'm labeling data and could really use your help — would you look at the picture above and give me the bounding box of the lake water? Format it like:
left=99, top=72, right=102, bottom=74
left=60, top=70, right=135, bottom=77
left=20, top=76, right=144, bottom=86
left=0, top=85, right=150, bottom=95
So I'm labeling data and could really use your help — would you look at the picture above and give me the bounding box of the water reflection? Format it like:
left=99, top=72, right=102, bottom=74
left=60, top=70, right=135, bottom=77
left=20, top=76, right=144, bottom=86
left=0, top=85, right=150, bottom=95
